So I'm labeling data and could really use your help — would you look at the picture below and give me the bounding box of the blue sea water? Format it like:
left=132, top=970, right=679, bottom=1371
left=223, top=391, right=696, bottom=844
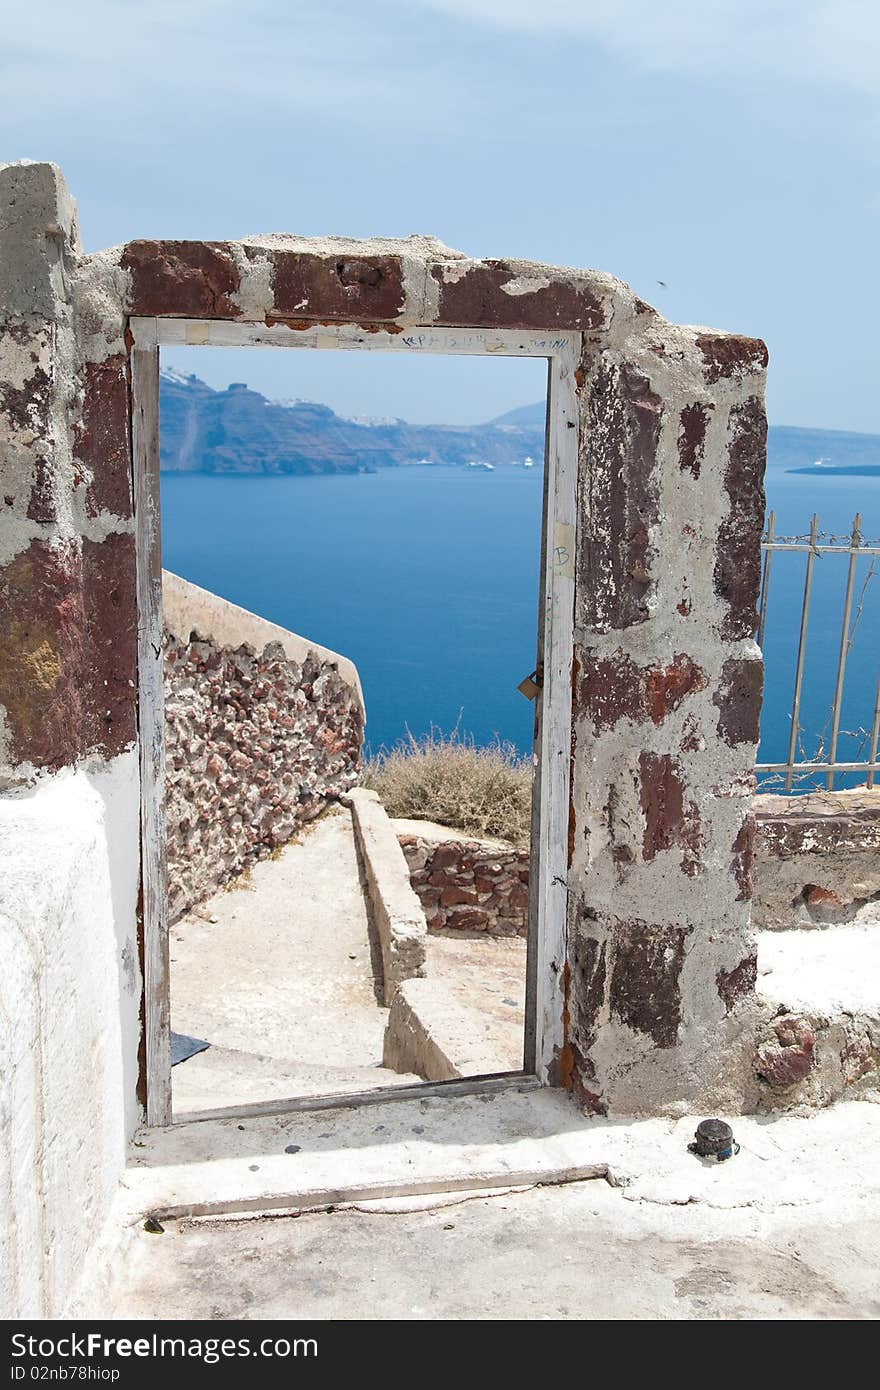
left=160, top=461, right=880, bottom=782
left=754, top=463, right=880, bottom=786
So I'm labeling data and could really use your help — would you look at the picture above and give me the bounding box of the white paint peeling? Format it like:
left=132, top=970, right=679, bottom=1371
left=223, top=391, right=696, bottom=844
left=500, top=275, right=551, bottom=297
left=229, top=243, right=273, bottom=321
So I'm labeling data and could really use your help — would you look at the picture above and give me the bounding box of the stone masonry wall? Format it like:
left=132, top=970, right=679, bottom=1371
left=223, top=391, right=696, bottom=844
left=753, top=787, right=880, bottom=928
left=163, top=573, right=363, bottom=923
left=397, top=829, right=530, bottom=936
left=566, top=330, right=768, bottom=1116
left=0, top=163, right=142, bottom=1318
left=108, top=224, right=769, bottom=1117
left=397, top=788, right=880, bottom=945
left=1, top=156, right=776, bottom=1192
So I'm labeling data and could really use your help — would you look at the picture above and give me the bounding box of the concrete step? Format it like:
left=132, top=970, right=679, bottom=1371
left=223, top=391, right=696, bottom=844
left=383, top=933, right=527, bottom=1082
left=172, top=1044, right=420, bottom=1118
left=121, top=1086, right=880, bottom=1224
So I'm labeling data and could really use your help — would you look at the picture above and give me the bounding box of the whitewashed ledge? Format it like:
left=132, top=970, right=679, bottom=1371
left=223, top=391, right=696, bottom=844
left=162, top=570, right=364, bottom=713
left=346, top=788, right=427, bottom=1004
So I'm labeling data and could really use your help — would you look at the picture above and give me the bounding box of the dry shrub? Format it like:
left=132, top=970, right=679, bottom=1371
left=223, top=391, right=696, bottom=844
left=362, top=727, right=532, bottom=846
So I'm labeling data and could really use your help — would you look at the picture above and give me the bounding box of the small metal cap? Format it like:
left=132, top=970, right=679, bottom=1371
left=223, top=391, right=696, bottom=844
left=688, top=1118, right=737, bottom=1160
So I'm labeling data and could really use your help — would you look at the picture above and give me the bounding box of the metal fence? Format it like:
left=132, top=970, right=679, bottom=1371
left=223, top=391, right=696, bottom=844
left=755, top=511, right=880, bottom=791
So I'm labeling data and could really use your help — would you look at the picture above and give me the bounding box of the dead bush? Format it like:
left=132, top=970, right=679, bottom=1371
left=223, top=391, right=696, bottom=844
left=362, top=727, right=532, bottom=846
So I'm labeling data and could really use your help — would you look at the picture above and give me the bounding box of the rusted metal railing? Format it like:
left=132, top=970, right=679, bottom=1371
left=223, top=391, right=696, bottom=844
left=755, top=511, right=880, bottom=791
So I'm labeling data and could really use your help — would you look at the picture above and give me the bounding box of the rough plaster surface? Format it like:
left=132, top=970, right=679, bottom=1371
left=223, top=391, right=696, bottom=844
left=566, top=332, right=768, bottom=1115
left=0, top=162, right=136, bottom=786
left=163, top=572, right=363, bottom=921
left=0, top=752, right=141, bottom=1318
left=348, top=790, right=427, bottom=1005
left=395, top=819, right=530, bottom=937
left=0, top=162, right=143, bottom=1322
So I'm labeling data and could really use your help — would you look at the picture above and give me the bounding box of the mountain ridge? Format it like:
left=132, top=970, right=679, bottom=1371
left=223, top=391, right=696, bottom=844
left=159, top=370, right=545, bottom=475
left=159, top=371, right=880, bottom=476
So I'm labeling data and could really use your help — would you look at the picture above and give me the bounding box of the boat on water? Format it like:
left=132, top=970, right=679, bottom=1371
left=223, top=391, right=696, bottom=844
left=466, top=460, right=494, bottom=471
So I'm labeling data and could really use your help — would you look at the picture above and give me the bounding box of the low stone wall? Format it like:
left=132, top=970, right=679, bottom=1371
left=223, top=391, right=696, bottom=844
left=753, top=1004, right=880, bottom=1111
left=393, top=790, right=880, bottom=939
left=384, top=978, right=509, bottom=1081
left=347, top=790, right=426, bottom=1005
left=163, top=572, right=364, bottom=922
left=393, top=819, right=530, bottom=936
left=753, top=788, right=880, bottom=929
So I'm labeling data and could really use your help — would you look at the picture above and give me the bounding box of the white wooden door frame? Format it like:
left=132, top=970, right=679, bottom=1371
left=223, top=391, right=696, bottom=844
left=130, top=317, right=579, bottom=1126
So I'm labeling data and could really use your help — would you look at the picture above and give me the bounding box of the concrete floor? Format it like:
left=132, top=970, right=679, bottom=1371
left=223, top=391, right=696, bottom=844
left=757, top=920, right=880, bottom=1016
left=425, top=933, right=527, bottom=1074
left=88, top=1098, right=880, bottom=1319
left=151, top=814, right=880, bottom=1319
left=170, top=810, right=418, bottom=1114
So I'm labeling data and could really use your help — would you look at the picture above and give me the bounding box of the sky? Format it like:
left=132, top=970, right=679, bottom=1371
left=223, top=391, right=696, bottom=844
left=3, top=1, right=879, bottom=428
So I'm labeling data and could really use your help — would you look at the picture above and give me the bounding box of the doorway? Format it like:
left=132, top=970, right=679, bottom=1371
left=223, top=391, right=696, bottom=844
left=130, top=319, right=578, bottom=1125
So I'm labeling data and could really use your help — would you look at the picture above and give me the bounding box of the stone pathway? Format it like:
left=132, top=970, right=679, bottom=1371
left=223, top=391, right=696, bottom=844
left=170, top=808, right=418, bottom=1115
left=424, top=933, right=527, bottom=1074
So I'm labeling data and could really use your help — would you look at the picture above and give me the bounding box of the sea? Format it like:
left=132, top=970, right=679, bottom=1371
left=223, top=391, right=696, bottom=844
left=160, top=454, right=880, bottom=788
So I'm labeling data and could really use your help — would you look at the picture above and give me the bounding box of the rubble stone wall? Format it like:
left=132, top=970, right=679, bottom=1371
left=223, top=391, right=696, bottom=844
left=396, top=788, right=880, bottom=944
left=163, top=572, right=364, bottom=922
left=396, top=825, right=530, bottom=936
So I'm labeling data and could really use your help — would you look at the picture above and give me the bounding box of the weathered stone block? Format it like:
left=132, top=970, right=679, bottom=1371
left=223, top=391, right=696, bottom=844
left=270, top=250, right=405, bottom=322
left=122, top=240, right=241, bottom=318
left=576, top=359, right=661, bottom=632
left=431, top=259, right=605, bottom=330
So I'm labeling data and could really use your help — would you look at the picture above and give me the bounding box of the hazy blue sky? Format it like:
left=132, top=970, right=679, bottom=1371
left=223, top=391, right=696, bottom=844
left=4, top=2, right=879, bottom=427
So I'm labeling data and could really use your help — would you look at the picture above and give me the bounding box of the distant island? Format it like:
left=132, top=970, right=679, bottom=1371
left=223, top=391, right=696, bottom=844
left=159, top=370, right=880, bottom=478
left=769, top=425, right=880, bottom=476
left=159, top=369, right=545, bottom=475
left=786, top=465, right=880, bottom=477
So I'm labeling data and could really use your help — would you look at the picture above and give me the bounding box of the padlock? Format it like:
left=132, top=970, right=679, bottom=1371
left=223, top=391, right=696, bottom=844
left=517, top=670, right=541, bottom=701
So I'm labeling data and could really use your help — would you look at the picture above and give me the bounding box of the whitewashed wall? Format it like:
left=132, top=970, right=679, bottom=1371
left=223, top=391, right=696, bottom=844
left=0, top=752, right=142, bottom=1317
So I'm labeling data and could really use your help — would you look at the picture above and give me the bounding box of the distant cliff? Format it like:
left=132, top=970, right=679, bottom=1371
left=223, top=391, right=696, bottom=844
left=159, top=371, right=880, bottom=478
left=159, top=370, right=546, bottom=475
